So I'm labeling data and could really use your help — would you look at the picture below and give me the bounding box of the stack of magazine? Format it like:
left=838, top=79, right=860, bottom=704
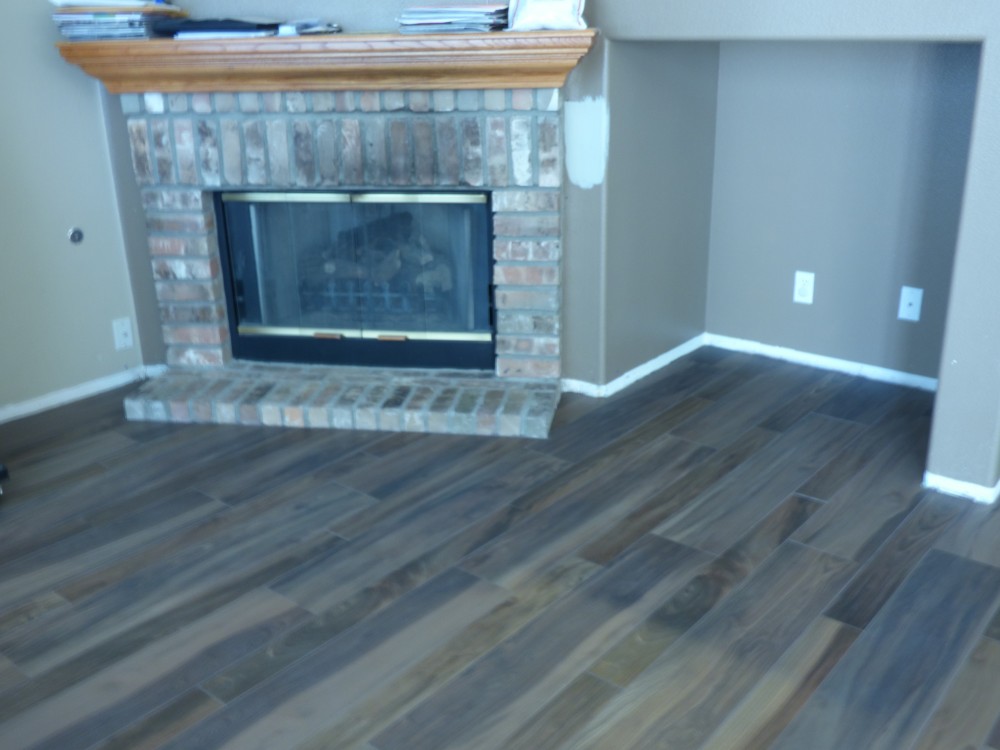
left=398, top=2, right=508, bottom=34
left=51, top=0, right=187, bottom=41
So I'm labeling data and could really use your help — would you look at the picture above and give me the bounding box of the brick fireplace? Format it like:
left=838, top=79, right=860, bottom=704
left=120, top=86, right=566, bottom=437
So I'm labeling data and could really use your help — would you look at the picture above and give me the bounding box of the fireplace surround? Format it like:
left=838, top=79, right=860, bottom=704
left=117, top=82, right=569, bottom=436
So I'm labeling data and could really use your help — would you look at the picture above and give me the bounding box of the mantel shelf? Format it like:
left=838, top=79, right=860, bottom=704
left=57, top=30, right=598, bottom=93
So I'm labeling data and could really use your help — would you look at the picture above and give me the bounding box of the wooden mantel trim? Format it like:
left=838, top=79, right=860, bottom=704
left=57, top=30, right=598, bottom=93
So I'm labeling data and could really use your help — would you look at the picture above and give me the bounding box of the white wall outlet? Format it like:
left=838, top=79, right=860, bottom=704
left=793, top=271, right=815, bottom=305
left=112, top=317, right=134, bottom=351
left=898, top=286, right=924, bottom=322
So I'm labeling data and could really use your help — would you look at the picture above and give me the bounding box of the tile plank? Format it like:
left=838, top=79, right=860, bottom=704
left=568, top=542, right=856, bottom=750
left=372, top=536, right=712, bottom=750
left=770, top=550, right=1000, bottom=750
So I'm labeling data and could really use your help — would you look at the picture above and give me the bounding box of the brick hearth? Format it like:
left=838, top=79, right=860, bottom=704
left=121, top=87, right=566, bottom=437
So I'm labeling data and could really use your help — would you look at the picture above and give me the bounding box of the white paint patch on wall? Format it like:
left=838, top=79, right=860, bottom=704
left=564, top=96, right=609, bottom=189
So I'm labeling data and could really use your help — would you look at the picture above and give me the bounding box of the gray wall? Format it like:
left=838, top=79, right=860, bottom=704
left=0, top=0, right=151, bottom=410
left=706, top=42, right=977, bottom=378
left=604, top=42, right=718, bottom=382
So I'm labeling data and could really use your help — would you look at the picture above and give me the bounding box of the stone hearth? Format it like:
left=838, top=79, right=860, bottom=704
left=121, top=86, right=566, bottom=437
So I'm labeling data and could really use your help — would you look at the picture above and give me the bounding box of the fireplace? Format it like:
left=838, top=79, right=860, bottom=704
left=119, top=86, right=566, bottom=437
left=216, top=190, right=495, bottom=369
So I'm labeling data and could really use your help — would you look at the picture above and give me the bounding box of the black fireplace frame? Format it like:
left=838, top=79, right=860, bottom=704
left=214, top=190, right=496, bottom=370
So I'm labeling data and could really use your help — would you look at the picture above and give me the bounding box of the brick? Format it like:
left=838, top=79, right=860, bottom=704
left=197, top=120, right=221, bottom=187
left=461, top=118, right=484, bottom=187
left=539, top=116, right=561, bottom=188
left=142, top=189, right=204, bottom=212
left=363, top=118, right=388, bottom=185
left=341, top=119, right=363, bottom=185
left=128, top=120, right=153, bottom=184
left=283, top=406, right=306, bottom=428
left=486, top=117, right=509, bottom=187
left=262, top=93, right=283, bottom=113
left=244, top=121, right=267, bottom=185
left=293, top=122, right=318, bottom=187
left=160, top=303, right=226, bottom=324
left=167, top=94, right=189, bottom=113
left=266, top=120, right=290, bottom=185
left=492, top=190, right=559, bottom=212
left=494, top=239, right=562, bottom=262
left=192, top=93, right=213, bottom=114
left=221, top=120, right=243, bottom=185
left=389, top=120, right=412, bottom=186
left=152, top=257, right=219, bottom=282
left=174, top=120, right=198, bottom=184
left=408, top=91, right=431, bottom=112
left=512, top=89, right=535, bottom=110
left=493, top=264, right=559, bottom=286
left=146, top=211, right=214, bottom=234
left=313, top=92, right=335, bottom=112
left=497, top=311, right=560, bottom=336
left=413, top=120, right=435, bottom=186
left=155, top=279, right=224, bottom=303
left=148, top=235, right=212, bottom=257
left=496, top=335, right=560, bottom=357
left=335, top=92, right=356, bottom=112
left=167, top=346, right=228, bottom=368
left=495, top=287, right=559, bottom=311
left=510, top=116, right=534, bottom=186
left=285, top=93, right=308, bottom=113
left=144, top=93, right=165, bottom=114
left=163, top=325, right=228, bottom=346
left=432, top=91, right=456, bottom=112
left=384, top=91, right=406, bottom=111
left=238, top=93, right=260, bottom=113
left=150, top=119, right=174, bottom=184
left=317, top=120, right=339, bottom=185
left=484, top=90, right=507, bottom=111
left=497, top=356, right=560, bottom=380
left=493, top=213, right=560, bottom=238
left=214, top=93, right=237, bottom=113
left=436, top=119, right=460, bottom=186
left=360, top=91, right=381, bottom=112
left=457, top=90, right=480, bottom=111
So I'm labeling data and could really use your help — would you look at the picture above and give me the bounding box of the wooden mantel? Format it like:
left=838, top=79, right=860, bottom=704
left=57, top=30, right=598, bottom=93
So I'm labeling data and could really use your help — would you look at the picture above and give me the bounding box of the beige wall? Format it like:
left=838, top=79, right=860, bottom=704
left=0, top=1, right=155, bottom=411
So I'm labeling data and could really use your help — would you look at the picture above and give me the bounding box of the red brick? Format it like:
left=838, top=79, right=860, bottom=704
left=155, top=280, right=223, bottom=303
left=496, top=335, right=560, bottom=357
left=152, top=257, right=219, bottom=282
left=493, top=264, right=559, bottom=286
left=167, top=346, right=228, bottom=367
left=493, top=213, right=560, bottom=238
left=494, top=288, right=559, bottom=311
left=163, top=325, right=228, bottom=345
left=497, top=356, right=560, bottom=379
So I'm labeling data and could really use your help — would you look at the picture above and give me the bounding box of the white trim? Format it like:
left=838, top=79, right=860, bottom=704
left=0, top=365, right=166, bottom=425
left=703, top=334, right=938, bottom=392
left=924, top=471, right=1000, bottom=505
left=561, top=332, right=938, bottom=399
left=562, top=334, right=708, bottom=397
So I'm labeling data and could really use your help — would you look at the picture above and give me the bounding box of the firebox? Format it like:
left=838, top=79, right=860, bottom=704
left=216, top=191, right=495, bottom=370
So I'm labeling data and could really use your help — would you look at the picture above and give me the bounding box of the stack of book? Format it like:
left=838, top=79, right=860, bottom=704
left=398, top=2, right=508, bottom=34
left=52, top=1, right=187, bottom=41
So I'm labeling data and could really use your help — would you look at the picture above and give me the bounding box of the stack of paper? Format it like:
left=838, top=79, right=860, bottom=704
left=398, top=2, right=508, bottom=34
left=51, top=2, right=187, bottom=41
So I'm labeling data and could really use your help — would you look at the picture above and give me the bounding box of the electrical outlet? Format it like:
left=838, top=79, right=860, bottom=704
left=113, top=317, right=134, bottom=351
left=794, top=271, right=815, bottom=305
left=898, top=286, right=923, bottom=322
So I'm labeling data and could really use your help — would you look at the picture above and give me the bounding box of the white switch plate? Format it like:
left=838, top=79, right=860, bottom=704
left=113, top=317, right=134, bottom=350
left=898, top=286, right=923, bottom=322
left=794, top=271, right=815, bottom=305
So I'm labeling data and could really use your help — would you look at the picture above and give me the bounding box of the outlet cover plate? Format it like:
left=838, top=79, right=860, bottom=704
left=898, top=286, right=923, bottom=322
left=794, top=271, right=815, bottom=305
left=113, top=317, right=134, bottom=351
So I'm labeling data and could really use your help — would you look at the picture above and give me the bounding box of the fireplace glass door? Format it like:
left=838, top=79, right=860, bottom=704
left=217, top=191, right=494, bottom=369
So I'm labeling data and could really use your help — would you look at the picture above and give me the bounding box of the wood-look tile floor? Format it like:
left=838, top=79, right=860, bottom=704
left=2, top=347, right=1000, bottom=749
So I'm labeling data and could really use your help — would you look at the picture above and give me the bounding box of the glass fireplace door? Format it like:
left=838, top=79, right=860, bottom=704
left=217, top=191, right=494, bottom=369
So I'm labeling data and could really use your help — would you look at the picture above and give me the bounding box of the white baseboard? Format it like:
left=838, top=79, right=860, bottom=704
left=562, top=334, right=708, bottom=398
left=924, top=471, right=1000, bottom=505
left=703, top=334, right=938, bottom=392
left=562, top=333, right=937, bottom=399
left=0, top=365, right=166, bottom=425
